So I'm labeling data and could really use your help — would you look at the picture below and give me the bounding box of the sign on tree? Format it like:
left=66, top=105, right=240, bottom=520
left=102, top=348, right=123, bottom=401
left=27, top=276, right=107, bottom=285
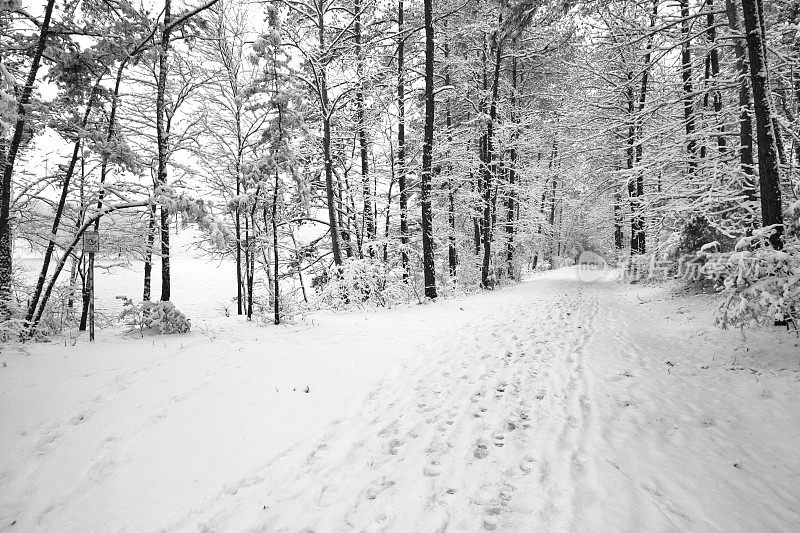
left=83, top=231, right=100, bottom=253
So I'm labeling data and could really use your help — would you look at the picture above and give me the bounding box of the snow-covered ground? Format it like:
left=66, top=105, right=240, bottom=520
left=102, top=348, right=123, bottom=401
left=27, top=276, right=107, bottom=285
left=1, top=268, right=799, bottom=531
left=17, top=229, right=242, bottom=323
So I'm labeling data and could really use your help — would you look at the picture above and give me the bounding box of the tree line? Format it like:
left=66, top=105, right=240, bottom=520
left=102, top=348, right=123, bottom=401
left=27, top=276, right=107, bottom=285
left=0, top=0, right=796, bottom=332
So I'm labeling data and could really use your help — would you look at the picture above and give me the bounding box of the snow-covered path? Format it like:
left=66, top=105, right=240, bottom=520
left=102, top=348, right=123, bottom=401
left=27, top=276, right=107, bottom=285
left=2, top=269, right=799, bottom=531
left=192, top=275, right=600, bottom=532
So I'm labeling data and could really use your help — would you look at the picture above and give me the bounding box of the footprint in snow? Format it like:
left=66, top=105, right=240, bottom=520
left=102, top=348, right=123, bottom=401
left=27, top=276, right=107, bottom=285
left=88, top=458, right=118, bottom=482
left=307, top=442, right=328, bottom=464
left=474, top=440, right=490, bottom=459
left=378, top=425, right=395, bottom=437
left=519, top=456, right=537, bottom=474
left=366, top=478, right=396, bottom=499
left=423, top=460, right=441, bottom=476
left=385, top=438, right=403, bottom=455
left=483, top=507, right=502, bottom=530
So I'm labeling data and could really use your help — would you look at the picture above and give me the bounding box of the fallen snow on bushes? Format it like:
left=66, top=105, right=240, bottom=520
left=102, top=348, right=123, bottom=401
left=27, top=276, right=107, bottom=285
left=1, top=268, right=799, bottom=531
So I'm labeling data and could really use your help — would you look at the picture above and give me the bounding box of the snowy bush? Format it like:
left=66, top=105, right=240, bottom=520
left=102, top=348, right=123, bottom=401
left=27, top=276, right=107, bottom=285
left=22, top=283, right=84, bottom=337
left=0, top=300, right=25, bottom=341
left=118, top=297, right=191, bottom=334
left=676, top=215, right=735, bottom=257
left=551, top=256, right=576, bottom=269
left=705, top=222, right=800, bottom=328
left=314, top=259, right=414, bottom=309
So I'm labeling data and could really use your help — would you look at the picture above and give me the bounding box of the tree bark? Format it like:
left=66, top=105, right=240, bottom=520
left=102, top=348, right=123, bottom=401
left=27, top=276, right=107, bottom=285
left=421, top=0, right=437, bottom=298
left=156, top=0, right=173, bottom=301
left=680, top=0, right=698, bottom=178
left=354, top=0, right=375, bottom=251
left=444, top=28, right=458, bottom=279
left=290, top=229, right=308, bottom=303
left=632, top=7, right=654, bottom=255
left=705, top=0, right=726, bottom=154
left=546, top=137, right=559, bottom=262
left=235, top=179, right=243, bottom=314
left=397, top=0, right=409, bottom=277
left=143, top=203, right=156, bottom=301
left=481, top=25, right=502, bottom=288
left=613, top=192, right=624, bottom=250
left=272, top=171, right=280, bottom=325
left=316, top=8, right=342, bottom=267
left=0, top=0, right=57, bottom=312
left=505, top=55, right=519, bottom=279
left=726, top=0, right=757, bottom=201
left=741, top=0, right=784, bottom=248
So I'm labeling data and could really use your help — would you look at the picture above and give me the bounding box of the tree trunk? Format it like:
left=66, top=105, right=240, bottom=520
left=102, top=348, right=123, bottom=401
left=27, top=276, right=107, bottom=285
left=0, top=0, right=57, bottom=312
left=143, top=203, right=156, bottom=301
left=742, top=0, right=784, bottom=248
left=755, top=0, right=787, bottom=166
left=156, top=0, right=173, bottom=301
left=397, top=0, right=409, bottom=277
left=245, top=207, right=255, bottom=319
left=613, top=192, right=624, bottom=250
left=630, top=7, right=654, bottom=256
left=26, top=85, right=101, bottom=326
left=354, top=0, right=375, bottom=251
left=726, top=0, right=757, bottom=201
left=421, top=0, right=437, bottom=299
left=272, top=170, right=280, bottom=324
left=680, top=0, right=698, bottom=178
left=626, top=80, right=640, bottom=255
left=383, top=160, right=394, bottom=264
left=261, top=205, right=275, bottom=308
left=547, top=138, right=559, bottom=262
left=235, top=184, right=243, bottom=314
left=290, top=229, right=308, bottom=303
left=473, top=171, right=481, bottom=255
left=481, top=26, right=502, bottom=288
left=705, top=0, right=726, bottom=153
left=444, top=29, right=458, bottom=279
left=505, top=55, right=519, bottom=279
left=309, top=7, right=341, bottom=267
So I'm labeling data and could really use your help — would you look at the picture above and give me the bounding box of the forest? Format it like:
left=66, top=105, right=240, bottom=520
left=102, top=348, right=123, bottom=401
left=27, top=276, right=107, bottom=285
left=2, top=0, right=800, bottom=530
left=1, top=0, right=796, bottom=334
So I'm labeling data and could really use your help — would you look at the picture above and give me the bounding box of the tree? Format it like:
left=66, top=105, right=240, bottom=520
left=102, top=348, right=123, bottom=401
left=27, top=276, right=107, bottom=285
left=742, top=0, right=784, bottom=248
left=421, top=0, right=437, bottom=298
left=0, top=0, right=56, bottom=315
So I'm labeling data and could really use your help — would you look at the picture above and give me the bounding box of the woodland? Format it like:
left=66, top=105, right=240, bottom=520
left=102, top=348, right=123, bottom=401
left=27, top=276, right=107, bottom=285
left=0, top=0, right=797, bottom=333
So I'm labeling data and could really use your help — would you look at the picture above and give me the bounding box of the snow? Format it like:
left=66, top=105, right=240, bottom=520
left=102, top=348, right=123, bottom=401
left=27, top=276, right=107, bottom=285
left=16, top=228, right=241, bottom=323
left=1, top=268, right=799, bottom=531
